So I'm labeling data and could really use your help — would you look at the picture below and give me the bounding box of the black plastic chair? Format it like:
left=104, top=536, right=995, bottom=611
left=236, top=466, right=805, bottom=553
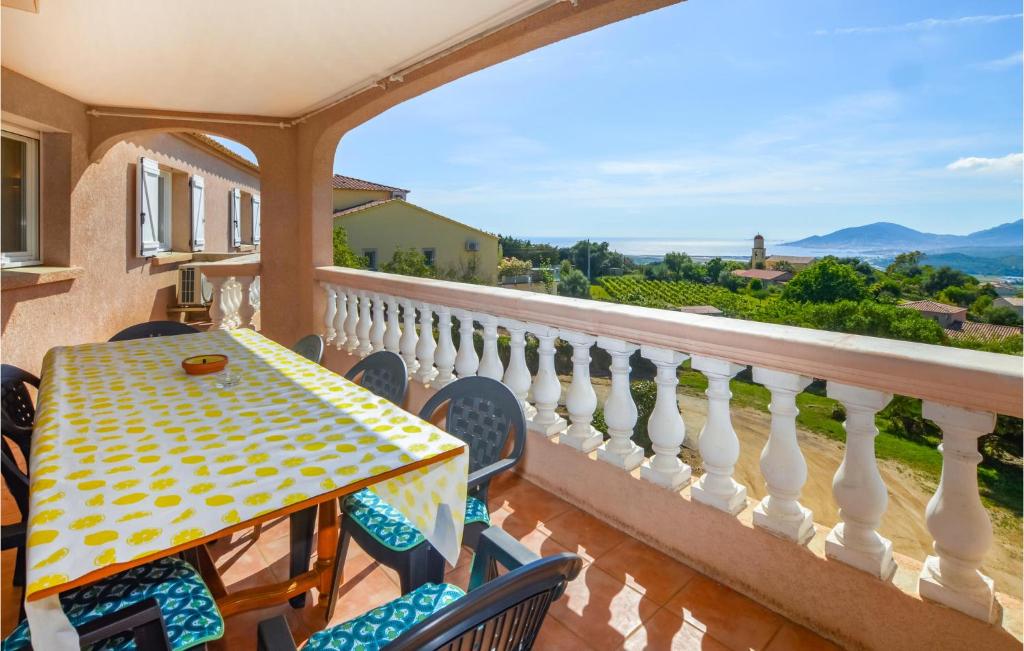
left=1, top=364, right=39, bottom=462
left=327, top=376, right=527, bottom=619
left=108, top=320, right=199, bottom=342
left=1, top=442, right=29, bottom=589
left=343, top=350, right=409, bottom=405
left=291, top=334, right=325, bottom=365
left=258, top=527, right=581, bottom=651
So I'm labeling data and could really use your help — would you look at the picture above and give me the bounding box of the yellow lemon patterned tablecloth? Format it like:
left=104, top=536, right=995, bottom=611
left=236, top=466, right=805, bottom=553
left=25, top=328, right=468, bottom=601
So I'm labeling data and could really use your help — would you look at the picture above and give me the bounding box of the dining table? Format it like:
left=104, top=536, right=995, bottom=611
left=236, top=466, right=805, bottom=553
left=21, top=328, right=468, bottom=650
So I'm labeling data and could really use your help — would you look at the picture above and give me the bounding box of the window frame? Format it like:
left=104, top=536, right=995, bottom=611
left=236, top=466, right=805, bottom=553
left=157, top=169, right=173, bottom=252
left=363, top=248, right=378, bottom=270
left=422, top=247, right=436, bottom=267
left=1, top=127, right=41, bottom=268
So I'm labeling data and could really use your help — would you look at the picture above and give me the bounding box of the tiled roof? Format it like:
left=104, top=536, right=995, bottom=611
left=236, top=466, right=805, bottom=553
left=731, top=269, right=791, bottom=281
left=183, top=133, right=260, bottom=174
left=945, top=320, right=1023, bottom=342
left=332, top=198, right=498, bottom=239
left=996, top=297, right=1024, bottom=306
left=898, top=300, right=966, bottom=314
left=332, top=174, right=408, bottom=193
left=333, top=199, right=393, bottom=216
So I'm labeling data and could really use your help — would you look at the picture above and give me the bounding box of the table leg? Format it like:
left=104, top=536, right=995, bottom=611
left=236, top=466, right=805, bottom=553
left=288, top=507, right=317, bottom=608
left=317, top=499, right=339, bottom=602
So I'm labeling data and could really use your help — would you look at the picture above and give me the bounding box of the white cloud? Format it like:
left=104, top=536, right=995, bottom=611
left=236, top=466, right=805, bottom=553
left=817, top=13, right=1022, bottom=36
left=946, top=153, right=1024, bottom=173
left=974, top=51, right=1024, bottom=70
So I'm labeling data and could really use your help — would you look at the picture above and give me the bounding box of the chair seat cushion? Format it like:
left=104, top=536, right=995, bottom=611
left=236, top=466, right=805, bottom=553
left=2, top=557, right=223, bottom=651
left=305, top=582, right=465, bottom=651
left=343, top=489, right=490, bottom=552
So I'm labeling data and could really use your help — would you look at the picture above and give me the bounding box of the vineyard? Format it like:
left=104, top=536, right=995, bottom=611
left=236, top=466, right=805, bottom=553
left=596, top=276, right=758, bottom=316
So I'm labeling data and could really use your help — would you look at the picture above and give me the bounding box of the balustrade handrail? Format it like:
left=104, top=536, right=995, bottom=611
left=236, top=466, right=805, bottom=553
left=314, top=265, right=1022, bottom=417
left=196, top=260, right=261, bottom=277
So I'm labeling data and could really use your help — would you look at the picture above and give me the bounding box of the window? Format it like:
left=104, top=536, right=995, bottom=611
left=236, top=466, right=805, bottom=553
left=422, top=248, right=436, bottom=267
left=157, top=170, right=172, bottom=251
left=1, top=129, right=40, bottom=267
left=363, top=249, right=377, bottom=270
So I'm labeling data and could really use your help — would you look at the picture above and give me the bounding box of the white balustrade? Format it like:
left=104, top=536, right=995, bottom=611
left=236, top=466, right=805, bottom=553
left=691, top=356, right=747, bottom=514
left=413, top=303, right=437, bottom=384
left=399, top=299, right=420, bottom=376
left=431, top=306, right=457, bottom=389
left=918, top=403, right=998, bottom=622
left=355, top=292, right=373, bottom=357
left=207, top=274, right=260, bottom=331
left=384, top=296, right=402, bottom=353
left=370, top=294, right=386, bottom=353
left=322, top=283, right=337, bottom=343
left=453, top=310, right=479, bottom=378
left=526, top=324, right=565, bottom=436
left=208, top=276, right=229, bottom=330
left=560, top=330, right=602, bottom=452
left=343, top=290, right=359, bottom=353
left=333, top=289, right=347, bottom=350
left=236, top=276, right=256, bottom=329
left=596, top=337, right=642, bottom=470
left=825, top=383, right=896, bottom=580
left=639, top=346, right=690, bottom=490
left=501, top=319, right=535, bottom=420
left=752, top=368, right=814, bottom=543
left=476, top=313, right=504, bottom=381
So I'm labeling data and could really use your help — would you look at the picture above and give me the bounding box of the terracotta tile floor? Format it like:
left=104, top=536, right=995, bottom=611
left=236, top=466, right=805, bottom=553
left=1, top=471, right=840, bottom=650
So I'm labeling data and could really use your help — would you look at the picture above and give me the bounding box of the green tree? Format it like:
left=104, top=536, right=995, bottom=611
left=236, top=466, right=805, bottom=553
left=718, top=269, right=742, bottom=291
left=558, top=267, right=590, bottom=298
left=332, top=226, right=367, bottom=268
left=985, top=306, right=1023, bottom=326
left=887, top=251, right=924, bottom=277
left=922, top=266, right=975, bottom=294
left=382, top=248, right=434, bottom=278
left=705, top=257, right=726, bottom=283
left=782, top=258, right=867, bottom=303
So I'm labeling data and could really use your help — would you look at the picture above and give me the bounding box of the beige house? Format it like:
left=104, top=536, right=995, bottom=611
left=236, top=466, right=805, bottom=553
left=2, top=123, right=260, bottom=372
left=332, top=174, right=500, bottom=282
left=994, top=296, right=1024, bottom=318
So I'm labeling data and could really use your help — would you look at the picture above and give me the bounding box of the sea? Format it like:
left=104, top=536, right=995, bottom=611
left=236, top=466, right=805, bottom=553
left=525, top=237, right=854, bottom=264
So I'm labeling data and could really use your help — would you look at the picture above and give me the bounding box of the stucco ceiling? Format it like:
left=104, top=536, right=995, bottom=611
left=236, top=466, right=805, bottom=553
left=1, top=0, right=555, bottom=117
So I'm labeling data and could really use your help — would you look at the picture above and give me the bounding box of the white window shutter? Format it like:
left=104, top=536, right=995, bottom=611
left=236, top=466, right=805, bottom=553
left=189, top=175, right=206, bottom=252
left=136, top=157, right=161, bottom=257
left=251, top=194, right=261, bottom=245
left=230, top=188, right=241, bottom=247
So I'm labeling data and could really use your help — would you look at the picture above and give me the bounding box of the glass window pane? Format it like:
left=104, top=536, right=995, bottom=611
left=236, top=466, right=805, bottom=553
left=1, top=136, right=27, bottom=253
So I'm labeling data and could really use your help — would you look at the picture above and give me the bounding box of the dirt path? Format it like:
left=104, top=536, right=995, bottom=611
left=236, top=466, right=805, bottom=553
left=566, top=377, right=1022, bottom=599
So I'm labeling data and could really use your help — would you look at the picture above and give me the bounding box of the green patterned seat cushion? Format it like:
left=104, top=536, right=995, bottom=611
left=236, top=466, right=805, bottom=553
left=343, top=489, right=489, bottom=552
left=305, top=582, right=465, bottom=651
left=3, top=557, right=223, bottom=651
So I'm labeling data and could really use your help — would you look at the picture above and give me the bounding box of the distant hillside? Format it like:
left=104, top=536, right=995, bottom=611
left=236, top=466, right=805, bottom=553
left=784, top=219, right=1023, bottom=252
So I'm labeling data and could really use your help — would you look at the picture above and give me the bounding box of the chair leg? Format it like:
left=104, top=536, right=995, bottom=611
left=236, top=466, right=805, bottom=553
left=401, top=545, right=445, bottom=594
left=13, top=544, right=25, bottom=587
left=324, top=518, right=351, bottom=623
left=288, top=507, right=317, bottom=608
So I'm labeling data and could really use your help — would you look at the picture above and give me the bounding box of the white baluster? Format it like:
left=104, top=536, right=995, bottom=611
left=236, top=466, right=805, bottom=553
left=413, top=303, right=437, bottom=384
left=476, top=313, right=504, bottom=381
left=501, top=319, right=536, bottom=421
left=237, top=276, right=256, bottom=329
left=526, top=324, right=566, bottom=436
left=825, top=383, right=896, bottom=580
left=384, top=296, right=402, bottom=353
left=223, top=278, right=240, bottom=329
left=370, top=294, right=386, bottom=353
left=639, top=346, right=690, bottom=490
left=321, top=283, right=337, bottom=343
left=343, top=290, right=359, bottom=354
left=333, top=290, right=347, bottom=350
left=399, top=299, right=420, bottom=376
left=691, top=356, right=747, bottom=514
left=751, top=368, right=814, bottom=543
left=208, top=275, right=229, bottom=330
left=558, top=330, right=602, bottom=452
left=453, top=310, right=479, bottom=378
left=355, top=291, right=373, bottom=357
left=431, top=306, right=456, bottom=389
left=918, top=402, right=998, bottom=622
left=596, top=337, right=642, bottom=470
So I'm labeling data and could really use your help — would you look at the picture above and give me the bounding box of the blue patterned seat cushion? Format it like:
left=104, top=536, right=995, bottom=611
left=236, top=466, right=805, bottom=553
left=305, top=582, right=465, bottom=651
left=343, top=489, right=490, bottom=552
left=3, top=557, right=223, bottom=651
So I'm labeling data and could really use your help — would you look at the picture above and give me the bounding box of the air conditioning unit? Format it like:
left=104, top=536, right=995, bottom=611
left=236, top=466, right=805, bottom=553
left=177, top=264, right=213, bottom=306
left=465, top=239, right=480, bottom=252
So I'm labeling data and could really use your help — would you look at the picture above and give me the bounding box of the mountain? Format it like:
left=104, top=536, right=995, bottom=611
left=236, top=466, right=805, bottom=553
left=783, top=219, right=1023, bottom=252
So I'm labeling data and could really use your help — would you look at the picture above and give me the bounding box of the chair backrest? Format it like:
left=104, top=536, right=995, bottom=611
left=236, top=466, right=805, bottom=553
left=418, top=376, right=526, bottom=476
left=389, top=550, right=582, bottom=650
left=1, top=364, right=39, bottom=432
left=1, top=438, right=29, bottom=518
left=344, top=351, right=408, bottom=405
left=291, top=334, right=325, bottom=365
left=108, top=321, right=199, bottom=342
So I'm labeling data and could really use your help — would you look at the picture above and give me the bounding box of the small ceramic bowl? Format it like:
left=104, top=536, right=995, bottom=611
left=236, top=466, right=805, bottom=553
left=181, top=354, right=228, bottom=375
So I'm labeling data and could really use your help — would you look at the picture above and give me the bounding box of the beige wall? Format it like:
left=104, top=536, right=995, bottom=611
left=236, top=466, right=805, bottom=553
left=332, top=188, right=391, bottom=212
left=1, top=73, right=259, bottom=375
left=334, top=201, right=499, bottom=283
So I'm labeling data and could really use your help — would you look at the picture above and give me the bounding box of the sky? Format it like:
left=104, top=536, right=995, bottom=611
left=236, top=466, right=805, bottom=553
left=218, top=0, right=1023, bottom=242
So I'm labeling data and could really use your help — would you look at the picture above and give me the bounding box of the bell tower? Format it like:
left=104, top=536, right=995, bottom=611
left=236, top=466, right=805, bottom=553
left=751, top=234, right=766, bottom=269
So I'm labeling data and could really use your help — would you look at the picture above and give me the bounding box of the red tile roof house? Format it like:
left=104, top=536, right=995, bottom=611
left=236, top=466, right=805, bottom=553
left=898, top=300, right=1023, bottom=341
left=731, top=268, right=793, bottom=285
